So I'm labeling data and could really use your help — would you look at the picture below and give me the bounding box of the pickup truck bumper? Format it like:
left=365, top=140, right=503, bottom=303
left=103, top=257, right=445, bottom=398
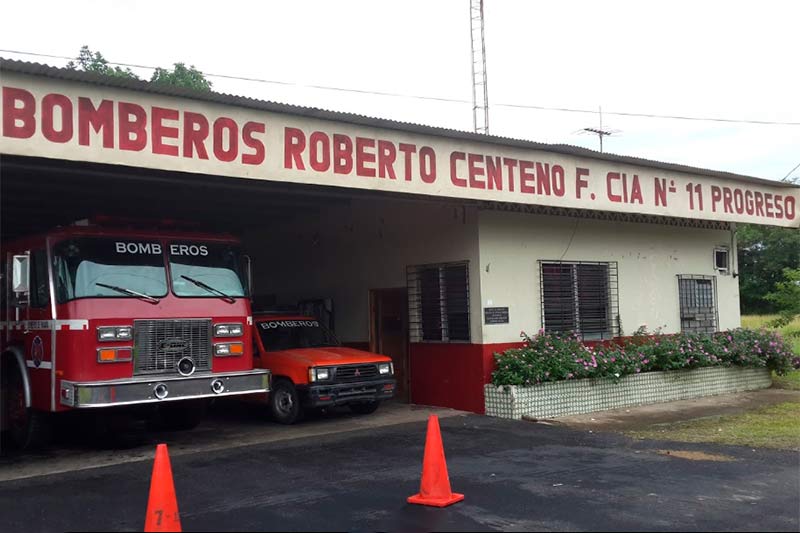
left=305, top=378, right=396, bottom=407
left=59, top=370, right=271, bottom=408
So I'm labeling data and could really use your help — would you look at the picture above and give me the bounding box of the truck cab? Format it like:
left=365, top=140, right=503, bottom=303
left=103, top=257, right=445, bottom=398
left=1, top=222, right=271, bottom=450
left=252, top=313, right=396, bottom=424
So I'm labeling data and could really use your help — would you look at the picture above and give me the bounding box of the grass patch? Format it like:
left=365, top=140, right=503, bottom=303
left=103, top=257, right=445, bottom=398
left=772, top=370, right=800, bottom=390
left=627, top=401, right=800, bottom=451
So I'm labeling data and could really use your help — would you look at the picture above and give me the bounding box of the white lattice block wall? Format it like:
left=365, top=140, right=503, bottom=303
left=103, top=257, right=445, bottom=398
left=484, top=367, right=772, bottom=419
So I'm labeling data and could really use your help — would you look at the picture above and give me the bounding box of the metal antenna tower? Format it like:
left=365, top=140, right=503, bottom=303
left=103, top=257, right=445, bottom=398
left=470, top=0, right=489, bottom=134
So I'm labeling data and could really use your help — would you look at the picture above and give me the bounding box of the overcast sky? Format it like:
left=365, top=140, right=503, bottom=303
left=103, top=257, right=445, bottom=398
left=1, top=0, right=798, bottom=181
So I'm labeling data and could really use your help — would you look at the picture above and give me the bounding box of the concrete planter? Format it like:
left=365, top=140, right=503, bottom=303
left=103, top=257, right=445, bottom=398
left=484, top=366, right=772, bottom=420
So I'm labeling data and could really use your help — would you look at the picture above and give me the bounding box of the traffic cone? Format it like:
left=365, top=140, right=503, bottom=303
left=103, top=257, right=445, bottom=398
left=144, top=444, right=182, bottom=532
left=407, top=414, right=464, bottom=507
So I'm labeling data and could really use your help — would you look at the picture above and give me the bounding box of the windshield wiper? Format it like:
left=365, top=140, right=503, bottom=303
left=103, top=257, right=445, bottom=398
left=180, top=275, right=236, bottom=304
left=96, top=282, right=160, bottom=304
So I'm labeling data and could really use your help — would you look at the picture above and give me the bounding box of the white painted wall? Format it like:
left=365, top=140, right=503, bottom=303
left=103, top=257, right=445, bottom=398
left=477, top=210, right=741, bottom=344
left=244, top=197, right=482, bottom=343
left=245, top=198, right=742, bottom=347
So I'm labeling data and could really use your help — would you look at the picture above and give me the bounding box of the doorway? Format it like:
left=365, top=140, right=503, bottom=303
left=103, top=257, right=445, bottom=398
left=369, top=288, right=410, bottom=402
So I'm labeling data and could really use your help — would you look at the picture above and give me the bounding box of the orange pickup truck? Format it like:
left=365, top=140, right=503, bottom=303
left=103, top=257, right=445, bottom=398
left=252, top=313, right=396, bottom=424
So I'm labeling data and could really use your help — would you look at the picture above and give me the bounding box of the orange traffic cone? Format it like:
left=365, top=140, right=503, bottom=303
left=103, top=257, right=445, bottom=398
left=144, top=444, right=182, bottom=532
left=407, top=414, right=464, bottom=507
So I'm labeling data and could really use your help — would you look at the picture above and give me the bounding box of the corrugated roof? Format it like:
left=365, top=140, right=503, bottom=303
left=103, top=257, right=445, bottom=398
left=1, top=58, right=797, bottom=190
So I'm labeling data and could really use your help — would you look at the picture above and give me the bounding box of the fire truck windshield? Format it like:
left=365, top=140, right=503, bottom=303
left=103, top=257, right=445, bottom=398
left=53, top=238, right=168, bottom=303
left=168, top=242, right=247, bottom=299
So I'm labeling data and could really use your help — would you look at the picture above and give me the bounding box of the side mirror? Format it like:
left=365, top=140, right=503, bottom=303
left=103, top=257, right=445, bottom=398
left=243, top=254, right=254, bottom=297
left=12, top=254, right=30, bottom=294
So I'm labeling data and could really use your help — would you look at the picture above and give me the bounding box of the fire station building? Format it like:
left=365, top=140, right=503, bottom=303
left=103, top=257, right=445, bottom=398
left=2, top=59, right=798, bottom=413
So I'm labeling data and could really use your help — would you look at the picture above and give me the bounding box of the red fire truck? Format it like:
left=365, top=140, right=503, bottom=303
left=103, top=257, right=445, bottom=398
left=1, top=221, right=271, bottom=450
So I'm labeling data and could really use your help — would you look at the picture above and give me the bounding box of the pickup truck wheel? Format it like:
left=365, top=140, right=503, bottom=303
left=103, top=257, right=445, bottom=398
left=270, top=380, right=303, bottom=424
left=2, top=360, right=52, bottom=451
left=349, top=400, right=381, bottom=415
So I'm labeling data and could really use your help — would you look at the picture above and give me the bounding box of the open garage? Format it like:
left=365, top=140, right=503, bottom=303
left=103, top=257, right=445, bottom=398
left=2, top=58, right=798, bottom=427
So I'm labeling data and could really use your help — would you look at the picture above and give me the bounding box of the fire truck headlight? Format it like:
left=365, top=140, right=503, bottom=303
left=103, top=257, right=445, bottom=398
left=378, top=363, right=392, bottom=375
left=214, top=342, right=244, bottom=357
left=215, top=323, right=244, bottom=337
left=97, top=326, right=133, bottom=341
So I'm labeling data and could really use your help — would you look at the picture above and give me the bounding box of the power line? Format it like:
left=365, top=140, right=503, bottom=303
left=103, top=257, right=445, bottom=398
left=781, top=161, right=800, bottom=182
left=2, top=48, right=800, bottom=127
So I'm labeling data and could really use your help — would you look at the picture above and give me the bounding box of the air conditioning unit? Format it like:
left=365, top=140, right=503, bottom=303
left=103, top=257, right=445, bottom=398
left=714, top=247, right=729, bottom=274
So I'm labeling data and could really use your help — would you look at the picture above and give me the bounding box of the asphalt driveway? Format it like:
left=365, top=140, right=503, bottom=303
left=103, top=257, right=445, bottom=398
left=0, top=411, right=797, bottom=532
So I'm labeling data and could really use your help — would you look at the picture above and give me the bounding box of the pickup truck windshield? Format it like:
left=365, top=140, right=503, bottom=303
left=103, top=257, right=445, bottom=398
left=53, top=238, right=167, bottom=303
left=169, top=242, right=247, bottom=299
left=257, top=319, right=341, bottom=351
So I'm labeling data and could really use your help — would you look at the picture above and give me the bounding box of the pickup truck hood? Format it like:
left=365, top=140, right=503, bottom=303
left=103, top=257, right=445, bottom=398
left=273, top=346, right=391, bottom=366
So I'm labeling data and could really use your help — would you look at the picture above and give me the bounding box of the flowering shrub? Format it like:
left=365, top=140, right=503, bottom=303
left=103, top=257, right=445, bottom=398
left=491, top=327, right=798, bottom=386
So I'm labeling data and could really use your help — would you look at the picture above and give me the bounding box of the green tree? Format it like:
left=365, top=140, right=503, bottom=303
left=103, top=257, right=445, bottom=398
left=66, top=46, right=212, bottom=92
left=766, top=268, right=800, bottom=326
left=66, top=46, right=140, bottom=80
left=150, top=63, right=212, bottom=92
left=737, top=224, right=800, bottom=314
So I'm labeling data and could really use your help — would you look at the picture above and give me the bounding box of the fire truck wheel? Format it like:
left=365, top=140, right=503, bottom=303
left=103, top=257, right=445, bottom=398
left=269, top=380, right=303, bottom=425
left=349, top=401, right=381, bottom=415
left=2, top=360, right=52, bottom=451
left=154, top=399, right=209, bottom=431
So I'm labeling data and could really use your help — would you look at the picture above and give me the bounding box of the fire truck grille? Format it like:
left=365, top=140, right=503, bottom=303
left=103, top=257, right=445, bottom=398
left=334, top=364, right=379, bottom=382
left=133, top=319, right=212, bottom=375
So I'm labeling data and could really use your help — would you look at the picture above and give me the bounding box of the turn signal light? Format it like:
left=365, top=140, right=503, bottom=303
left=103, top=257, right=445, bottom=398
left=214, top=342, right=244, bottom=357
left=97, top=347, right=132, bottom=363
left=229, top=343, right=244, bottom=355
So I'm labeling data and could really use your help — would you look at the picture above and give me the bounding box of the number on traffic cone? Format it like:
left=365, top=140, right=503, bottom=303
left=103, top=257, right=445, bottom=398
left=144, top=444, right=182, bottom=532
left=407, top=414, right=464, bottom=507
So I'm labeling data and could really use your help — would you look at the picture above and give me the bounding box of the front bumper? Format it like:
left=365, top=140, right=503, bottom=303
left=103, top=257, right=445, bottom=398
left=60, top=370, right=271, bottom=408
left=305, top=378, right=396, bottom=407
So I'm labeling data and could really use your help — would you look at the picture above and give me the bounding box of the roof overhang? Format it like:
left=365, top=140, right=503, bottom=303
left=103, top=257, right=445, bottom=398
left=1, top=59, right=798, bottom=229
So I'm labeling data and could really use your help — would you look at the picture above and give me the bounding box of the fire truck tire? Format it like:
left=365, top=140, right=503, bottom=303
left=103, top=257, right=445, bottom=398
left=2, top=360, right=52, bottom=451
left=349, top=400, right=381, bottom=415
left=154, top=399, right=209, bottom=431
left=269, top=379, right=303, bottom=425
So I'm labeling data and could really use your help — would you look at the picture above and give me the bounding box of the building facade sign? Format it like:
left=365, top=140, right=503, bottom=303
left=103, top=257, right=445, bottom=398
left=2, top=72, right=798, bottom=228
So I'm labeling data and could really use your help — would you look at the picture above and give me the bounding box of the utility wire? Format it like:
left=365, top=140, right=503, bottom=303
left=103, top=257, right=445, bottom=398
left=2, top=48, right=800, bottom=126
left=781, top=161, right=800, bottom=182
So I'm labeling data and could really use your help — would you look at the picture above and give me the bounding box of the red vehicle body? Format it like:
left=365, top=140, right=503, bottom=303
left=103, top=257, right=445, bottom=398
left=1, top=222, right=270, bottom=449
left=252, top=313, right=396, bottom=424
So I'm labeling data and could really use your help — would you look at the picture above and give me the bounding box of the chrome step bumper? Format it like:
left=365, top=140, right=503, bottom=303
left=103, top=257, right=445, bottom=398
left=60, top=370, right=270, bottom=408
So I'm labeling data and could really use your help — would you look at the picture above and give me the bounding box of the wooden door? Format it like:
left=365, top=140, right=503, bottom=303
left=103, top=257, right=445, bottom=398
left=370, top=288, right=409, bottom=402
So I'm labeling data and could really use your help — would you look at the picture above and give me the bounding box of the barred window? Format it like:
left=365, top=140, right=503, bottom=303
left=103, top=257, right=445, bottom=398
left=677, top=275, right=718, bottom=333
left=539, top=261, right=619, bottom=340
left=407, top=261, right=470, bottom=342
